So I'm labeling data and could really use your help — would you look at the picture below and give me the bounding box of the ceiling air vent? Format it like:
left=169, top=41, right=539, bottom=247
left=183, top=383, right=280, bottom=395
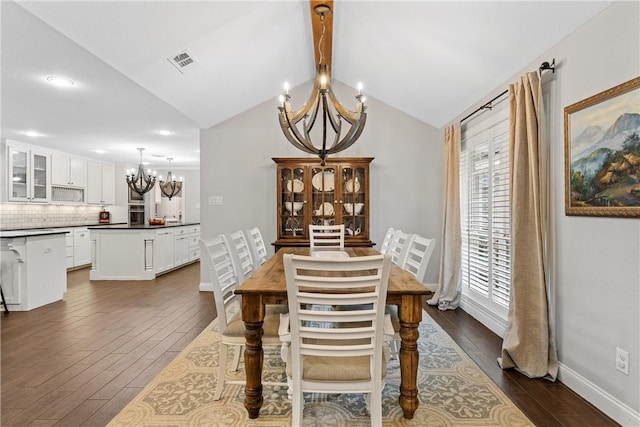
left=167, top=50, right=197, bottom=74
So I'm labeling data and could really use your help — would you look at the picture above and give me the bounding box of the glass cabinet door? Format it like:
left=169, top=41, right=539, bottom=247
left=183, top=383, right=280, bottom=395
left=280, top=167, right=305, bottom=238
left=310, top=166, right=336, bottom=232
left=8, top=146, right=49, bottom=202
left=9, top=148, right=28, bottom=200
left=31, top=152, right=48, bottom=201
left=341, top=166, right=366, bottom=239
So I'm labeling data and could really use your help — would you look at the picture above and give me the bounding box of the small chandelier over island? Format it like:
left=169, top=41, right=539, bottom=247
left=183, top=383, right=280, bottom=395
left=126, top=147, right=156, bottom=197
left=158, top=157, right=184, bottom=200
left=277, top=2, right=366, bottom=166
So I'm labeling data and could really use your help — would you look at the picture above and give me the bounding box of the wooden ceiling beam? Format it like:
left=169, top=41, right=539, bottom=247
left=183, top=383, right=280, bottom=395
left=310, top=0, right=333, bottom=77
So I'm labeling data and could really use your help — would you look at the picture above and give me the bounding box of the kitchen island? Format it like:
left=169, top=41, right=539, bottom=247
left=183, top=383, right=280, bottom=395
left=88, top=223, right=200, bottom=281
left=0, top=229, right=68, bottom=310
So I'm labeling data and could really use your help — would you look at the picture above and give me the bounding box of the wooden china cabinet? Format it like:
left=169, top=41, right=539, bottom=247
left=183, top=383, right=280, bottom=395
left=273, top=157, right=374, bottom=251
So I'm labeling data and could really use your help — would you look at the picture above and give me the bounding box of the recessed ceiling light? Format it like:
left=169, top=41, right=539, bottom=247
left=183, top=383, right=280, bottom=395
left=23, top=130, right=43, bottom=137
left=46, top=76, right=74, bottom=87
left=95, top=149, right=106, bottom=154
left=157, top=130, right=172, bottom=136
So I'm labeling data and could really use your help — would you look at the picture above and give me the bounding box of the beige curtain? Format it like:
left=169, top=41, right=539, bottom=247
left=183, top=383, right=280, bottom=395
left=498, top=71, right=558, bottom=380
left=428, top=124, right=461, bottom=310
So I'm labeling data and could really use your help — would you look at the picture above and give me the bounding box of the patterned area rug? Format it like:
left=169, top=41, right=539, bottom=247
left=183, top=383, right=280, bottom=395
left=108, top=312, right=533, bottom=426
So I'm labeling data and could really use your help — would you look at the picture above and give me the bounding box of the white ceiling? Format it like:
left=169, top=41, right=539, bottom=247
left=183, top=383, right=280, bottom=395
left=1, top=1, right=613, bottom=170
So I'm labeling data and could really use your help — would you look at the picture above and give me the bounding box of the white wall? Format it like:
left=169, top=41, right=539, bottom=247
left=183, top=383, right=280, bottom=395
left=456, top=2, right=639, bottom=424
left=200, top=79, right=442, bottom=281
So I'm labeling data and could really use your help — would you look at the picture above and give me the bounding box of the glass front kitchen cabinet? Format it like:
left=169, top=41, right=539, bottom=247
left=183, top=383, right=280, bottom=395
left=7, top=142, right=50, bottom=202
left=273, top=157, right=373, bottom=251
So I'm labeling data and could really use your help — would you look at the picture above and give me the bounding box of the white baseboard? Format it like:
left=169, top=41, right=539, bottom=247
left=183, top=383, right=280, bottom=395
left=199, top=281, right=213, bottom=292
left=457, top=298, right=639, bottom=426
left=558, top=362, right=640, bottom=426
left=459, top=294, right=507, bottom=337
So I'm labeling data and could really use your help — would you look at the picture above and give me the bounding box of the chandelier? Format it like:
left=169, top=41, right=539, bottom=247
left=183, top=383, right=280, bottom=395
left=158, top=157, right=184, bottom=200
left=126, top=147, right=157, bottom=197
left=277, top=3, right=366, bottom=166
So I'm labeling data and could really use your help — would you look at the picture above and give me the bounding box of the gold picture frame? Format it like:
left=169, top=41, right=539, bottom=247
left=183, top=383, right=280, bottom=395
left=564, top=76, right=640, bottom=217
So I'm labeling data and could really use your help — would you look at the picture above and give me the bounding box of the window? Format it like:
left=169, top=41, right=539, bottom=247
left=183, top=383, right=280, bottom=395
left=460, top=97, right=510, bottom=319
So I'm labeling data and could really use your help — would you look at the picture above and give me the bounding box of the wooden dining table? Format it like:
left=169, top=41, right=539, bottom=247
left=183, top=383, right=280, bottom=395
left=235, top=246, right=433, bottom=420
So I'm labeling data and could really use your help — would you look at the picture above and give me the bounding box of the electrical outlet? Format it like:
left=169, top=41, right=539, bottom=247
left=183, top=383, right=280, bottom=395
left=616, top=347, right=629, bottom=375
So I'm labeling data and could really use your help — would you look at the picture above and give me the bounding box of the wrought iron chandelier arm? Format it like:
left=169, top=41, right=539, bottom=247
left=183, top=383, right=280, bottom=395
left=279, top=112, right=317, bottom=154
left=327, top=87, right=364, bottom=123
left=285, top=80, right=322, bottom=123
left=327, top=113, right=367, bottom=154
left=280, top=104, right=320, bottom=154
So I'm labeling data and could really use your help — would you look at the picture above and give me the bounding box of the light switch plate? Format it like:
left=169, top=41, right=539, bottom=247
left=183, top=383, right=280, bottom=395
left=208, top=196, right=223, bottom=206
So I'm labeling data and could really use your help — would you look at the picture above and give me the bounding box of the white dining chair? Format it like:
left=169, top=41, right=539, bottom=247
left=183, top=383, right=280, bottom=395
left=379, top=227, right=395, bottom=254
left=223, top=230, right=254, bottom=282
left=389, top=230, right=413, bottom=265
left=402, top=234, right=436, bottom=285
left=279, top=253, right=394, bottom=426
left=246, top=227, right=268, bottom=270
left=199, top=236, right=286, bottom=400
left=309, top=224, right=345, bottom=248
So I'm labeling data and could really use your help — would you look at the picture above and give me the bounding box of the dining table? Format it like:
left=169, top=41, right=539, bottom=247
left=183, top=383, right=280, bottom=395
left=235, top=246, right=433, bottom=420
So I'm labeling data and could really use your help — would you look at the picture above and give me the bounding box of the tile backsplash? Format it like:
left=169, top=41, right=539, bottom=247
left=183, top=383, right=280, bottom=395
left=0, top=203, right=107, bottom=229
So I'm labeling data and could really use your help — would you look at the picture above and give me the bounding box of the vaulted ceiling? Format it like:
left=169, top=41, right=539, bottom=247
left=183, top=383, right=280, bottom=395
left=1, top=1, right=613, bottom=169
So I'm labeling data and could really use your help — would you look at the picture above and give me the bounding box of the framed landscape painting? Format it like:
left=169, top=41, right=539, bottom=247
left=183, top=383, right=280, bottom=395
left=565, top=76, right=640, bottom=217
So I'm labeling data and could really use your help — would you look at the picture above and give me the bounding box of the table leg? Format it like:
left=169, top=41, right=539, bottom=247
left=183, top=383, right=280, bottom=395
left=398, top=294, right=422, bottom=419
left=242, top=295, right=265, bottom=419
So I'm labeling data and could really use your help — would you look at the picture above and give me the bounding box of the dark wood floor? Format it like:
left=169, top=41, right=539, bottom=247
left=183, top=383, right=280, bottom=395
left=1, top=264, right=617, bottom=426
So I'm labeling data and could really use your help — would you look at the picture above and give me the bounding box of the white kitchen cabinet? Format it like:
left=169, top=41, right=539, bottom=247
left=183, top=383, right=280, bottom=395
left=59, top=228, right=74, bottom=268
left=173, top=225, right=196, bottom=265
left=89, top=224, right=200, bottom=280
left=52, top=153, right=86, bottom=187
left=0, top=232, right=67, bottom=311
left=6, top=142, right=50, bottom=202
left=187, top=225, right=200, bottom=261
left=174, top=234, right=190, bottom=265
left=73, top=227, right=91, bottom=266
left=87, top=161, right=115, bottom=205
left=155, top=229, right=175, bottom=273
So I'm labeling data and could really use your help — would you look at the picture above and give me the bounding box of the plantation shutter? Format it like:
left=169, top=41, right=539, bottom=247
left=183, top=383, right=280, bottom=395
left=460, top=97, right=511, bottom=315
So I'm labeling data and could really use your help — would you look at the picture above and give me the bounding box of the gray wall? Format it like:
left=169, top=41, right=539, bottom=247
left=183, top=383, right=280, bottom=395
left=200, top=79, right=442, bottom=282
left=455, top=1, right=639, bottom=423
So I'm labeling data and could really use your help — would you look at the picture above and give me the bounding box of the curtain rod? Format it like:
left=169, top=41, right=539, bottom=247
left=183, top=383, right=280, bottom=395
left=460, top=59, right=555, bottom=124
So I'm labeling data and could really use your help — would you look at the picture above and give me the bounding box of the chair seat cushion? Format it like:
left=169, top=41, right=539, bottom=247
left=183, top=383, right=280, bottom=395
left=222, top=305, right=288, bottom=339
left=285, top=342, right=390, bottom=382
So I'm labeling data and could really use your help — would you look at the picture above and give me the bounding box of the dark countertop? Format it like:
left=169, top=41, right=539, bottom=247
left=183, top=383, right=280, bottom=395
left=1, top=223, right=127, bottom=232
left=87, top=222, right=200, bottom=230
left=0, top=229, right=70, bottom=238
